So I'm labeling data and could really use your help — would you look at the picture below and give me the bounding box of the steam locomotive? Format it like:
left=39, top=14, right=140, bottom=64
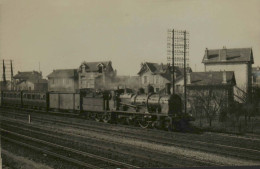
left=0, top=84, right=194, bottom=130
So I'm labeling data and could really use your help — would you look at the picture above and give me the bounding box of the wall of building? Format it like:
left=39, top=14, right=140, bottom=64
left=140, top=71, right=170, bottom=92
left=48, top=77, right=78, bottom=92
left=205, top=63, right=250, bottom=91
left=17, top=81, right=34, bottom=90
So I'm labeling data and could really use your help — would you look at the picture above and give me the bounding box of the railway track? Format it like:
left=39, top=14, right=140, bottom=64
left=2, top=106, right=260, bottom=142
left=0, top=117, right=219, bottom=167
left=0, top=128, right=139, bottom=169
left=2, top=110, right=260, bottom=162
left=1, top=110, right=260, bottom=166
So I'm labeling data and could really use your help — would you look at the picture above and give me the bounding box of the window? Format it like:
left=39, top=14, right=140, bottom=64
left=52, top=79, right=54, bottom=84
left=144, top=76, right=148, bottom=84
left=155, top=76, right=159, bottom=84
left=98, top=66, right=103, bottom=73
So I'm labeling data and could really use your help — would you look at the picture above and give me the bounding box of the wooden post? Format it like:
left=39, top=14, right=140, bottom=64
left=28, top=114, right=31, bottom=124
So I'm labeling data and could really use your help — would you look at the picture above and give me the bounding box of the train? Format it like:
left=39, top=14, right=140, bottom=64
left=0, top=84, right=194, bottom=130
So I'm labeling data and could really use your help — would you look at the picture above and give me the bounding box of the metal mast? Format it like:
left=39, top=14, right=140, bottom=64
left=172, top=29, right=175, bottom=94
left=167, top=29, right=189, bottom=113
left=184, top=31, right=187, bottom=114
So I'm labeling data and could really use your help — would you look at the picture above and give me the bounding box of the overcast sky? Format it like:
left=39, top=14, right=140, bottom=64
left=1, top=0, right=260, bottom=78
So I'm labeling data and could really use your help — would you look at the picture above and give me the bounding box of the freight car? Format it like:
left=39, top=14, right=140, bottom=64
left=0, top=85, right=193, bottom=130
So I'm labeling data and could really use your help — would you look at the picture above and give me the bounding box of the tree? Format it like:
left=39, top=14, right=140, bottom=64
left=189, top=86, right=227, bottom=127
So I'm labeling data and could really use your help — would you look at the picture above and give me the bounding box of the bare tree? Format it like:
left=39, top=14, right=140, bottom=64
left=189, top=87, right=227, bottom=127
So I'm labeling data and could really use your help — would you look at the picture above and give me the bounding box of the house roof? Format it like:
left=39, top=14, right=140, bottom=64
left=202, top=47, right=254, bottom=64
left=13, top=71, right=42, bottom=80
left=47, top=69, right=78, bottom=78
left=188, top=71, right=236, bottom=87
left=79, top=61, right=112, bottom=72
left=138, top=62, right=192, bottom=82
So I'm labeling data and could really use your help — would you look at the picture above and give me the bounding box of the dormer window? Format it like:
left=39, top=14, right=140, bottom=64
left=97, top=64, right=104, bottom=73
left=82, top=65, right=85, bottom=73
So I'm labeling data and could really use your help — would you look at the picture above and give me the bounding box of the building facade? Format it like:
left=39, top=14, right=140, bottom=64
left=13, top=71, right=47, bottom=91
left=138, top=62, right=192, bottom=93
left=78, top=61, right=116, bottom=89
left=202, top=47, right=254, bottom=95
left=47, top=69, right=78, bottom=92
left=252, top=66, right=260, bottom=88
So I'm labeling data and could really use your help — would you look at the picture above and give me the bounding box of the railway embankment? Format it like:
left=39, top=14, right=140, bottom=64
left=1, top=108, right=260, bottom=168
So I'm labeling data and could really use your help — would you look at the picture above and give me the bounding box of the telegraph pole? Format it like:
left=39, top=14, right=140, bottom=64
left=172, top=29, right=175, bottom=94
left=184, top=31, right=187, bottom=114
left=167, top=29, right=189, bottom=113
left=11, top=60, right=13, bottom=90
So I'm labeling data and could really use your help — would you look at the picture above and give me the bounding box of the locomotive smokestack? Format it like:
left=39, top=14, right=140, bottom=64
left=165, top=83, right=171, bottom=95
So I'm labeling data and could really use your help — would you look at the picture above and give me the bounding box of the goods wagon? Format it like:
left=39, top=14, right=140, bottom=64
left=49, top=92, right=80, bottom=112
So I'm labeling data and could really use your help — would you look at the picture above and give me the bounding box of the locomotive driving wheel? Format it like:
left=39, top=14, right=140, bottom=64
left=95, top=113, right=103, bottom=122
left=102, top=112, right=111, bottom=123
left=138, top=117, right=151, bottom=129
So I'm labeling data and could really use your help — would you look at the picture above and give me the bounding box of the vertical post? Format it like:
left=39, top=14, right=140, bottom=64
left=10, top=60, right=13, bottom=90
left=73, top=93, right=75, bottom=112
left=3, top=60, right=6, bottom=90
left=79, top=90, right=83, bottom=113
left=28, top=114, right=31, bottom=123
left=184, top=31, right=187, bottom=114
left=0, top=151, right=2, bottom=169
left=172, top=29, right=175, bottom=95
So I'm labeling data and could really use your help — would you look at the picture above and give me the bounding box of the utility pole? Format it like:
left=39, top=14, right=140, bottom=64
left=184, top=31, right=187, bottom=114
left=172, top=29, right=175, bottom=94
left=167, top=29, right=189, bottom=113
left=11, top=60, right=13, bottom=90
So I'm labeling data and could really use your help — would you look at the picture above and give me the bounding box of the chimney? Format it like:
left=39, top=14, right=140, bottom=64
left=220, top=46, right=227, bottom=61
left=187, top=73, right=191, bottom=85
left=222, top=71, right=227, bottom=84
left=205, top=48, right=208, bottom=60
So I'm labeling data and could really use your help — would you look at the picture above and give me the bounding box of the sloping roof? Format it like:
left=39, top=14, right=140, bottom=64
left=13, top=71, right=42, bottom=80
left=202, top=48, right=254, bottom=64
left=138, top=62, right=192, bottom=75
left=188, top=71, right=236, bottom=86
left=138, top=62, right=192, bottom=83
left=47, top=69, right=78, bottom=78
left=138, top=62, right=168, bottom=75
left=80, top=61, right=112, bottom=72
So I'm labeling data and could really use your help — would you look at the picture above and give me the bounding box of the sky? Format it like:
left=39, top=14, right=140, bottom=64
left=0, top=0, right=260, bottom=78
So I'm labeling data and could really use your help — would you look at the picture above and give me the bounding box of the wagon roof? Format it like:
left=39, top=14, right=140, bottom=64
left=47, top=69, right=78, bottom=78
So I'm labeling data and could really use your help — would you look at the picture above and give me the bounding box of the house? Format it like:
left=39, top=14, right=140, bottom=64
left=114, top=75, right=141, bottom=90
left=138, top=62, right=192, bottom=93
left=16, top=79, right=48, bottom=91
left=252, top=66, right=260, bottom=88
left=78, top=61, right=116, bottom=89
left=187, top=71, right=236, bottom=116
left=47, top=69, right=78, bottom=92
left=202, top=47, right=254, bottom=96
left=13, top=71, right=42, bottom=82
left=13, top=71, right=47, bottom=91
